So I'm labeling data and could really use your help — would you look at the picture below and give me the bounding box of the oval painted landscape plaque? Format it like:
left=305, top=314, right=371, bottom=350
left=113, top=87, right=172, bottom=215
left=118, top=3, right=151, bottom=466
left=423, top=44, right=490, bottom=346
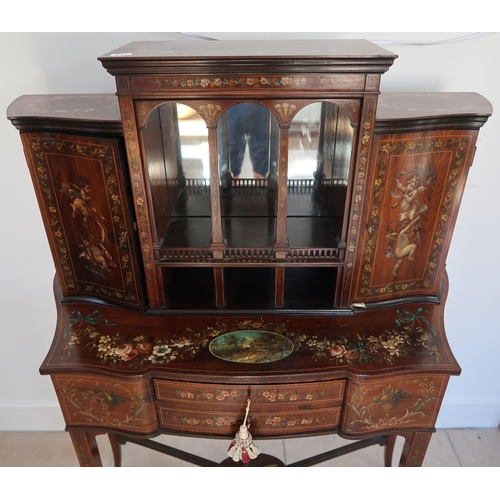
left=209, top=330, right=294, bottom=364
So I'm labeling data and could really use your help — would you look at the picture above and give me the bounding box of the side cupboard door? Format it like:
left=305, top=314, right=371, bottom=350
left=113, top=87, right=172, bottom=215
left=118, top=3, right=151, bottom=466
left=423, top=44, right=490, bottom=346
left=351, top=128, right=479, bottom=305
left=21, top=132, right=146, bottom=309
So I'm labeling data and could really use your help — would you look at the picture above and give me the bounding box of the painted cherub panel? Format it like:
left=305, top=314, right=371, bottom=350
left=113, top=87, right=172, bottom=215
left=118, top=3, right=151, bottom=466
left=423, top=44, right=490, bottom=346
left=371, top=152, right=447, bottom=283
left=54, top=154, right=122, bottom=287
left=354, top=131, right=474, bottom=301
left=24, top=134, right=143, bottom=307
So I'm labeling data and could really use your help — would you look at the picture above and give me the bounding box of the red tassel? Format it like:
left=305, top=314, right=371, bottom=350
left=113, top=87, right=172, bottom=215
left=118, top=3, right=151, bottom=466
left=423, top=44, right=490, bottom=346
left=241, top=447, right=250, bottom=464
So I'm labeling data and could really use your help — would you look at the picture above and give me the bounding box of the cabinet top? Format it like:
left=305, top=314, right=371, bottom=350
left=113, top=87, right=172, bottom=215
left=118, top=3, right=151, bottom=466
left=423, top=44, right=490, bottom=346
left=99, top=39, right=397, bottom=75
left=375, top=92, right=492, bottom=131
left=377, top=92, right=493, bottom=120
left=8, top=92, right=491, bottom=128
left=6, top=94, right=122, bottom=134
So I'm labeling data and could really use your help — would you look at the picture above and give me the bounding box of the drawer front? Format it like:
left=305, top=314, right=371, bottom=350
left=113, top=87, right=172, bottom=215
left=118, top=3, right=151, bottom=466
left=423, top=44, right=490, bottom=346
left=154, top=380, right=345, bottom=408
left=341, top=374, right=449, bottom=437
left=52, top=374, right=158, bottom=434
left=158, top=406, right=341, bottom=437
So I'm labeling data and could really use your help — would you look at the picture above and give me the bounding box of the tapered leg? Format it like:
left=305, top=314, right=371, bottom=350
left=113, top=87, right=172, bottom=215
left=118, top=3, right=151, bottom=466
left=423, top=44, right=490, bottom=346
left=384, top=434, right=397, bottom=467
left=108, top=433, right=122, bottom=467
left=69, top=430, right=103, bottom=467
left=398, top=432, right=432, bottom=467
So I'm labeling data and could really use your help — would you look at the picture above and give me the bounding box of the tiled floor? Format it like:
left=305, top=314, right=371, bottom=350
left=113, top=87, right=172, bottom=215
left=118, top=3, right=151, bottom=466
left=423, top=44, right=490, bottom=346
left=0, top=428, right=499, bottom=466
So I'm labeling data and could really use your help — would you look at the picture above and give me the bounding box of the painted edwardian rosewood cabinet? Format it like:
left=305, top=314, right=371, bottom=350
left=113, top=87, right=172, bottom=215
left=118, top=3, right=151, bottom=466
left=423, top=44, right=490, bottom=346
left=7, top=40, right=492, bottom=467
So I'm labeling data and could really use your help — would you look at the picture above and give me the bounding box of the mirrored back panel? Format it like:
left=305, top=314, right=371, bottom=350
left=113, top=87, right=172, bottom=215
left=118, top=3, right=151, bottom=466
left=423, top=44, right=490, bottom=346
left=141, top=99, right=355, bottom=311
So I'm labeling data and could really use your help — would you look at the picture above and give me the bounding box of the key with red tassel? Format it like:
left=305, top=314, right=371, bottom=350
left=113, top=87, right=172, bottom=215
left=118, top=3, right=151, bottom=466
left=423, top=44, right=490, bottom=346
left=228, top=398, right=261, bottom=463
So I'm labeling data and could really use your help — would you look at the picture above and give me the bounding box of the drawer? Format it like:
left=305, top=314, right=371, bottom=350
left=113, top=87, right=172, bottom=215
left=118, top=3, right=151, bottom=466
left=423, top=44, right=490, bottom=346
left=52, top=374, right=158, bottom=434
left=158, top=405, right=341, bottom=437
left=154, top=380, right=345, bottom=409
left=342, top=374, right=448, bottom=437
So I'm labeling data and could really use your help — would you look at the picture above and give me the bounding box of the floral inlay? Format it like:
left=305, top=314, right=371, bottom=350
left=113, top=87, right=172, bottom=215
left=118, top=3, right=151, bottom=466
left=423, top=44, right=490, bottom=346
left=170, top=414, right=239, bottom=428
left=167, top=412, right=334, bottom=429
left=175, top=388, right=244, bottom=402
left=254, top=389, right=327, bottom=403
left=64, top=313, right=231, bottom=368
left=63, top=309, right=440, bottom=368
left=145, top=75, right=337, bottom=90
left=121, top=105, right=156, bottom=291
left=28, top=138, right=139, bottom=305
left=347, top=379, right=437, bottom=430
left=254, top=413, right=334, bottom=428
left=343, top=99, right=376, bottom=297
left=289, top=308, right=439, bottom=365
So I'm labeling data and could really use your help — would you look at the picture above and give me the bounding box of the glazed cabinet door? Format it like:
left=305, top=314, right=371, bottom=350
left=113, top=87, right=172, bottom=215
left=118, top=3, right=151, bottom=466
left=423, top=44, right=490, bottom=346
left=21, top=132, right=146, bottom=309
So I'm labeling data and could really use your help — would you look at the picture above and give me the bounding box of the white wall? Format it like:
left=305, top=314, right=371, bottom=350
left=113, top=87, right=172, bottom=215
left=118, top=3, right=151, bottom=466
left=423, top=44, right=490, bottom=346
left=1, top=32, right=499, bottom=430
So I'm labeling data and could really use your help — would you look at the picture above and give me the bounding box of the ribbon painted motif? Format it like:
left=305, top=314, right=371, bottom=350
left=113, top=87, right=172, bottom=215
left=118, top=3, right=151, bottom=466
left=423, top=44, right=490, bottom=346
left=395, top=308, right=436, bottom=336
left=64, top=310, right=117, bottom=337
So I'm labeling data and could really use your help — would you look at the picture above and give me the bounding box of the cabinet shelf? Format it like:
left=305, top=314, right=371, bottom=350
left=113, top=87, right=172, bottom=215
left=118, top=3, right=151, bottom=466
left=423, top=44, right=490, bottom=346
left=162, top=266, right=338, bottom=311
left=158, top=216, right=342, bottom=263
left=160, top=179, right=345, bottom=264
left=171, top=179, right=347, bottom=218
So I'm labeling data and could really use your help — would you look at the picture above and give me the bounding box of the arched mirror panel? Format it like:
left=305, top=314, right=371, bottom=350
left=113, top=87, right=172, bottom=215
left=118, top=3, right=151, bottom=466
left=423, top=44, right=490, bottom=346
left=142, top=103, right=211, bottom=251
left=217, top=102, right=280, bottom=248
left=286, top=102, right=354, bottom=251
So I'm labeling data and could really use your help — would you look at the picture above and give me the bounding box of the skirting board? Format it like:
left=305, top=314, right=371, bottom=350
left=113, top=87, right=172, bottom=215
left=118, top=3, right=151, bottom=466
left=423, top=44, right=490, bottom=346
left=1, top=401, right=499, bottom=431
left=435, top=400, right=500, bottom=429
left=0, top=406, right=66, bottom=432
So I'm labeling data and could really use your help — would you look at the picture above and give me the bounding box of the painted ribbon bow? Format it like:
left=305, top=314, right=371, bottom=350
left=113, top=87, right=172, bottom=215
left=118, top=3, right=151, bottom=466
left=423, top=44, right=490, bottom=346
left=64, top=310, right=117, bottom=337
left=395, top=308, right=436, bottom=336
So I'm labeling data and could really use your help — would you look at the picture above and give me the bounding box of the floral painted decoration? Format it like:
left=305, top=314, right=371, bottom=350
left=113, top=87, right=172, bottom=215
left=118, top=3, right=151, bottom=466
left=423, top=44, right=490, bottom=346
left=347, top=379, right=438, bottom=430
left=63, top=309, right=440, bottom=368
left=62, top=378, right=151, bottom=426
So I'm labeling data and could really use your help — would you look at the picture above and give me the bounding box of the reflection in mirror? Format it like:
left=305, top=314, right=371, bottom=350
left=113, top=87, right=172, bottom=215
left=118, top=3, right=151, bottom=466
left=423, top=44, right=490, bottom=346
left=143, top=102, right=209, bottom=182
left=218, top=103, right=278, bottom=181
left=288, top=102, right=353, bottom=182
left=142, top=103, right=211, bottom=249
left=288, top=103, right=322, bottom=179
left=287, top=102, right=354, bottom=248
left=218, top=103, right=279, bottom=245
left=176, top=104, right=210, bottom=180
